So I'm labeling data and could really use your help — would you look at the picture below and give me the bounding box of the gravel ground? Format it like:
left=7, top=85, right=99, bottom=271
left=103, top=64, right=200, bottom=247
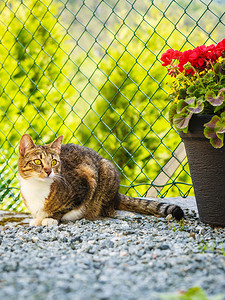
left=0, top=198, right=225, bottom=300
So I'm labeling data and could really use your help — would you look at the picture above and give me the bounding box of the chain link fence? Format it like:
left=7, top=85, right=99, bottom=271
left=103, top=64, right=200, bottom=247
left=0, top=0, right=224, bottom=211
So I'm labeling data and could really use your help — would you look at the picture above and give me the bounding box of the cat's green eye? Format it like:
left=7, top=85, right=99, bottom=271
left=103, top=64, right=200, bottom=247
left=34, top=159, right=42, bottom=165
left=51, top=159, right=57, bottom=166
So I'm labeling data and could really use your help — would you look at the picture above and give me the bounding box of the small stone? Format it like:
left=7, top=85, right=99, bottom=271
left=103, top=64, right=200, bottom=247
left=146, top=243, right=155, bottom=251
left=31, top=236, right=39, bottom=243
left=120, top=251, right=129, bottom=257
left=0, top=205, right=224, bottom=299
left=70, top=236, right=82, bottom=243
left=190, top=232, right=196, bottom=239
left=157, top=244, right=170, bottom=250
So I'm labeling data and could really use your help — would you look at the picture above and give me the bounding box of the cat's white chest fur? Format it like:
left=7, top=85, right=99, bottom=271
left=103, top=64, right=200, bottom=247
left=19, top=176, right=53, bottom=217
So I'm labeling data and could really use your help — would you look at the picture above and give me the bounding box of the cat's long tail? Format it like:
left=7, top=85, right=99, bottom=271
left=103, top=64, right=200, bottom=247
left=116, top=193, right=184, bottom=221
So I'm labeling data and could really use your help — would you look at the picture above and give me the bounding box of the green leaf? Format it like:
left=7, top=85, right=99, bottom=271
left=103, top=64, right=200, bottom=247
left=158, top=286, right=223, bottom=300
left=213, top=62, right=221, bottom=74
left=204, top=116, right=225, bottom=148
left=179, top=88, right=187, bottom=99
left=203, top=73, right=214, bottom=83
left=174, top=111, right=193, bottom=131
left=186, top=85, right=197, bottom=95
left=185, top=97, right=204, bottom=114
left=169, top=102, right=178, bottom=124
left=177, top=99, right=188, bottom=113
left=205, top=91, right=224, bottom=106
left=206, top=114, right=225, bottom=133
left=204, top=127, right=223, bottom=148
left=217, top=111, right=225, bottom=133
left=184, top=97, right=196, bottom=105
left=198, top=88, right=206, bottom=95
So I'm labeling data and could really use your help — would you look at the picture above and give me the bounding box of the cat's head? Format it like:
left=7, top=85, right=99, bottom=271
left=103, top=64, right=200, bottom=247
left=18, top=134, right=63, bottom=181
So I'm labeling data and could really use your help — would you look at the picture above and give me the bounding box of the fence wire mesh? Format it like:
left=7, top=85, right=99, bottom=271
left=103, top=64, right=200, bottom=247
left=0, top=0, right=224, bottom=211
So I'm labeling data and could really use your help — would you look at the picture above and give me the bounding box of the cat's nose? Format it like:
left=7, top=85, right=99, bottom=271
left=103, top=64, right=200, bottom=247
left=44, top=168, right=52, bottom=176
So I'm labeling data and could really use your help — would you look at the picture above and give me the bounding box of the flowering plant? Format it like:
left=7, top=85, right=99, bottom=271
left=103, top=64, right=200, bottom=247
left=161, top=39, right=225, bottom=148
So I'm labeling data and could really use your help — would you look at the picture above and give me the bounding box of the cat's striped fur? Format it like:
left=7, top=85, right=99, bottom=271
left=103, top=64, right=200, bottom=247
left=18, top=134, right=184, bottom=226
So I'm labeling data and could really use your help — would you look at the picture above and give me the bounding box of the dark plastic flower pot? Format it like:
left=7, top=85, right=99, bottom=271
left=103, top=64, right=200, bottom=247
left=180, top=114, right=225, bottom=226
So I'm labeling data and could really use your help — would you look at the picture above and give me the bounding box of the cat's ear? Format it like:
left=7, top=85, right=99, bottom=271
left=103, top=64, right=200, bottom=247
left=50, top=136, right=63, bottom=153
left=19, top=134, right=35, bottom=156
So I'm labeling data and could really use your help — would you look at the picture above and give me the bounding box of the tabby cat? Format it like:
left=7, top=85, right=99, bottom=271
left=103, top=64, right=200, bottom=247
left=18, top=134, right=184, bottom=226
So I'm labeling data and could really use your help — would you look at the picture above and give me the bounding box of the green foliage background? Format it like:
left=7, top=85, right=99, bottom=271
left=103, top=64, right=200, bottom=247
left=0, top=0, right=224, bottom=210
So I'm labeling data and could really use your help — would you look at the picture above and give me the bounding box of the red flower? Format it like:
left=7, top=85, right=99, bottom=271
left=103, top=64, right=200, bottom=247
left=161, top=39, right=225, bottom=77
left=177, top=44, right=219, bottom=75
left=215, top=38, right=225, bottom=57
left=178, top=50, right=195, bottom=75
left=161, top=49, right=181, bottom=66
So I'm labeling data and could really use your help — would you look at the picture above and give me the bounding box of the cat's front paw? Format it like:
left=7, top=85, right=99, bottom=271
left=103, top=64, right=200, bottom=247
left=30, top=218, right=42, bottom=226
left=42, top=218, right=58, bottom=226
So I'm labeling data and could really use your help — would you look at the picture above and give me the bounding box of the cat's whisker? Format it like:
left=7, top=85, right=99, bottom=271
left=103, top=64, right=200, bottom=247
left=54, top=174, right=69, bottom=187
